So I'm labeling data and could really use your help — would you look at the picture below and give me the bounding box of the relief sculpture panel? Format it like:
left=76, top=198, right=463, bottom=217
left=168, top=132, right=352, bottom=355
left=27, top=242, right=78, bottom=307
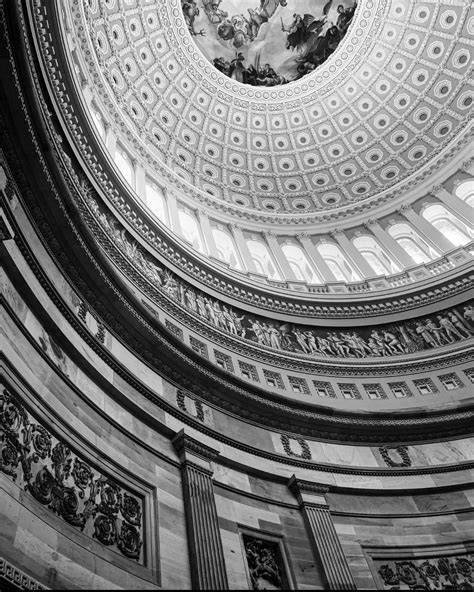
left=0, top=386, right=144, bottom=563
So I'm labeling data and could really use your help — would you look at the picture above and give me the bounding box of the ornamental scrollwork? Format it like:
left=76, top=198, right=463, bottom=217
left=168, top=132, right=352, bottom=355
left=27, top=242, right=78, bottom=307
left=377, top=554, right=473, bottom=590
left=0, top=387, right=144, bottom=562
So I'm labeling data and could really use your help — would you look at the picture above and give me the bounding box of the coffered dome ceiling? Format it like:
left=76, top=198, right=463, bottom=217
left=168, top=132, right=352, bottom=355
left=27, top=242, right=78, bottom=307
left=74, top=0, right=473, bottom=219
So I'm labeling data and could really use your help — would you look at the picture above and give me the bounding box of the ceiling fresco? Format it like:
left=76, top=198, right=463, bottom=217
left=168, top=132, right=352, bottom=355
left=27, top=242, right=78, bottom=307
left=181, top=0, right=358, bottom=86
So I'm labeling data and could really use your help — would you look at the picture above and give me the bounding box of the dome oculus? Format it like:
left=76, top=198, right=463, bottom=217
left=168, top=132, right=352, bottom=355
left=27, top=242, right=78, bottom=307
left=181, top=0, right=357, bottom=86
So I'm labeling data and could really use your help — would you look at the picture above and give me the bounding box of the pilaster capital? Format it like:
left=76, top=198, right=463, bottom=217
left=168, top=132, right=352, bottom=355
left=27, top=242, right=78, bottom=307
left=262, top=229, right=276, bottom=238
left=288, top=475, right=329, bottom=507
left=172, top=429, right=220, bottom=468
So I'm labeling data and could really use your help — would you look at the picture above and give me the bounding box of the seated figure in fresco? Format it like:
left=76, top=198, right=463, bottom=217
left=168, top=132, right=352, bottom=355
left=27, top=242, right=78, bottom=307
left=202, top=0, right=228, bottom=25
left=336, top=2, right=357, bottom=36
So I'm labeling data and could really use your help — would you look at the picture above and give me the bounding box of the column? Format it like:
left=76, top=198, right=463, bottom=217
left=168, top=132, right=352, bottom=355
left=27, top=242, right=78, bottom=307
left=196, top=210, right=219, bottom=258
left=288, top=476, right=356, bottom=590
left=398, top=204, right=454, bottom=252
left=431, top=185, right=472, bottom=226
left=461, top=158, right=474, bottom=176
left=365, top=219, right=416, bottom=268
left=104, top=124, right=117, bottom=154
left=134, top=163, right=146, bottom=199
left=330, top=228, right=376, bottom=278
left=263, top=231, right=297, bottom=280
left=297, top=233, right=337, bottom=282
left=165, top=190, right=182, bottom=235
left=229, top=223, right=258, bottom=273
left=172, top=430, right=229, bottom=590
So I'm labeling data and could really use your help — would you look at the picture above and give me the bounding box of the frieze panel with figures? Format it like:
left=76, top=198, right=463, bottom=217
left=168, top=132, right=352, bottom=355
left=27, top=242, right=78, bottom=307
left=376, top=554, right=474, bottom=590
left=0, top=387, right=144, bottom=563
left=84, top=191, right=473, bottom=362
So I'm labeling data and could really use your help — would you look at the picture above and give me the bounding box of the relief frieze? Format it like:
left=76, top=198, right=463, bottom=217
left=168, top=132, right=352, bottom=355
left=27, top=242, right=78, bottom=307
left=85, top=190, right=474, bottom=362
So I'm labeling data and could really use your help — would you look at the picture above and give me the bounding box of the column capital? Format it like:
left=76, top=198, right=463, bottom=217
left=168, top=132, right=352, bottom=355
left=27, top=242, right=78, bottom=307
left=430, top=184, right=444, bottom=197
left=172, top=429, right=220, bottom=466
left=397, top=203, right=413, bottom=216
left=262, top=229, right=276, bottom=237
left=296, top=232, right=310, bottom=241
left=461, top=157, right=474, bottom=174
left=329, top=227, right=344, bottom=238
left=364, top=218, right=379, bottom=230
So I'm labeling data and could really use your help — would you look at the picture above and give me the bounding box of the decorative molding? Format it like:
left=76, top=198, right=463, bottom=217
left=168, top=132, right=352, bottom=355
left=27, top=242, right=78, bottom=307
left=0, top=557, right=48, bottom=591
left=379, top=446, right=412, bottom=468
left=0, top=387, right=144, bottom=562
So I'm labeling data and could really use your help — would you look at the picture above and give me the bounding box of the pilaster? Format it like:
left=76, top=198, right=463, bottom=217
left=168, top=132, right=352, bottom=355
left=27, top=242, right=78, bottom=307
left=288, top=476, right=356, bottom=590
left=172, top=430, right=229, bottom=590
left=263, top=231, right=296, bottom=280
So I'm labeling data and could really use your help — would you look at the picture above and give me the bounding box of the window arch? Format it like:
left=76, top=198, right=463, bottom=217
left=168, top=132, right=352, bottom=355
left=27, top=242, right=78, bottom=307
left=455, top=180, right=474, bottom=207
left=353, top=235, right=401, bottom=276
left=281, top=244, right=321, bottom=283
left=145, top=182, right=168, bottom=225
left=388, top=223, right=439, bottom=264
left=114, top=147, right=134, bottom=186
left=178, top=209, right=204, bottom=252
left=212, top=227, right=241, bottom=270
left=317, top=243, right=360, bottom=282
left=422, top=204, right=473, bottom=247
left=246, top=240, right=281, bottom=280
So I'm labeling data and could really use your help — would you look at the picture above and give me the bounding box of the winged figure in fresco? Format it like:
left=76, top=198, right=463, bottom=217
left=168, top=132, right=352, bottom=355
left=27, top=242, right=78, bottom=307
left=282, top=1, right=333, bottom=52
left=283, top=1, right=357, bottom=78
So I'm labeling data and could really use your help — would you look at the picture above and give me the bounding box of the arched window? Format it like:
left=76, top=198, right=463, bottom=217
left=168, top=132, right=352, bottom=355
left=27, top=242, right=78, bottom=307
left=114, top=147, right=133, bottom=186
left=455, top=180, right=474, bottom=207
left=353, top=236, right=401, bottom=276
left=90, top=107, right=105, bottom=139
left=246, top=240, right=281, bottom=280
left=422, top=204, right=473, bottom=247
left=145, top=182, right=168, bottom=225
left=212, top=227, right=241, bottom=270
left=388, top=223, right=439, bottom=264
left=281, top=244, right=321, bottom=283
left=317, top=243, right=360, bottom=282
left=178, top=209, right=204, bottom=252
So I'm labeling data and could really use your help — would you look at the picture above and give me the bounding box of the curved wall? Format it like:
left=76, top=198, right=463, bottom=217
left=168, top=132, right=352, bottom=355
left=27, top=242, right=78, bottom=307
left=0, top=1, right=473, bottom=590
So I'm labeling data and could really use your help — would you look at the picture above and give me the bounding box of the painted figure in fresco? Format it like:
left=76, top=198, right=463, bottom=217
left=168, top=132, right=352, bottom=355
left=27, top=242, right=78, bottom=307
left=293, top=328, right=310, bottom=354
left=229, top=52, right=246, bottom=81
left=182, top=1, right=205, bottom=36
left=463, top=305, right=474, bottom=325
left=336, top=2, right=357, bottom=35
left=202, top=0, right=228, bottom=24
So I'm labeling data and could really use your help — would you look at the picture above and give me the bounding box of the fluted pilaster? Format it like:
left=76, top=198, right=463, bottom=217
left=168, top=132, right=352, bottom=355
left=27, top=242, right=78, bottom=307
left=173, top=430, right=228, bottom=590
left=288, top=476, right=356, bottom=590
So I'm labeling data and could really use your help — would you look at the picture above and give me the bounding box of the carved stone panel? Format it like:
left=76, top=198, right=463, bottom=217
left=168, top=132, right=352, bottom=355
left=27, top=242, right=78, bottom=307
left=376, top=554, right=474, bottom=590
left=0, top=387, right=144, bottom=563
left=241, top=533, right=292, bottom=591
